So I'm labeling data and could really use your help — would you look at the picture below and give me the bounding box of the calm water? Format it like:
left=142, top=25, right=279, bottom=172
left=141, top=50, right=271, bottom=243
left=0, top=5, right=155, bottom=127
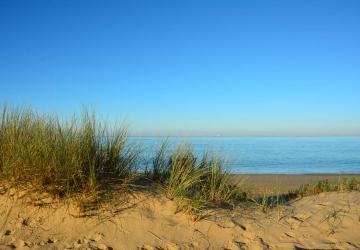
left=128, top=137, right=360, bottom=174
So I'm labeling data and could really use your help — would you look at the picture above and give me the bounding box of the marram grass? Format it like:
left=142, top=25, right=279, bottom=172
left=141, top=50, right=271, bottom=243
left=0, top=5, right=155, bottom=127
left=150, top=143, right=239, bottom=216
left=0, top=105, right=238, bottom=213
left=0, top=105, right=137, bottom=197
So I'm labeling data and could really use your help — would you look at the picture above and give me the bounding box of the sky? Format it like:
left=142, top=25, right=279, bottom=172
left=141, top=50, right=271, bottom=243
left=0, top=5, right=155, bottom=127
left=0, top=1, right=359, bottom=136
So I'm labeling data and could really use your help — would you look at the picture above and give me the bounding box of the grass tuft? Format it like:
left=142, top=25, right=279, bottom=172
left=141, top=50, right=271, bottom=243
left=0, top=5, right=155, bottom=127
left=166, top=145, right=205, bottom=200
left=149, top=143, right=240, bottom=216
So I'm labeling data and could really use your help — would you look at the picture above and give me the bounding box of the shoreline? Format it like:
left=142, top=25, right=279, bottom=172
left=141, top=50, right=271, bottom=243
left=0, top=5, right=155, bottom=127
left=233, top=172, right=360, bottom=175
left=232, top=173, right=360, bottom=194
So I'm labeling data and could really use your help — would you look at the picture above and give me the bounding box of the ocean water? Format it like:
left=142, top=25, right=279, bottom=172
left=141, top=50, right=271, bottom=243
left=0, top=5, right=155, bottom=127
left=128, top=136, right=360, bottom=174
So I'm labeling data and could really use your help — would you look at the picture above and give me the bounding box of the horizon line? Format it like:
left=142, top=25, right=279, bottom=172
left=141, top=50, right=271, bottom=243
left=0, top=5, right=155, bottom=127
left=128, top=134, right=360, bottom=137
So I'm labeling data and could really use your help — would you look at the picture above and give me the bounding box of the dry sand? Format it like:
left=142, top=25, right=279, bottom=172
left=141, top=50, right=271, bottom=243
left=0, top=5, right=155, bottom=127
left=1, top=176, right=360, bottom=250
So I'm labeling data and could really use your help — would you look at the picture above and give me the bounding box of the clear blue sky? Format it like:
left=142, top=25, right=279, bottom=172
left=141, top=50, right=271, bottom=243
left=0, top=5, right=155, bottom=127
left=1, top=1, right=359, bottom=136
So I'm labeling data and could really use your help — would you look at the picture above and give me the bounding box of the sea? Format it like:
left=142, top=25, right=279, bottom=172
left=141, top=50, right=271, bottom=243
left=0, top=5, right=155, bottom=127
left=128, top=136, right=360, bottom=174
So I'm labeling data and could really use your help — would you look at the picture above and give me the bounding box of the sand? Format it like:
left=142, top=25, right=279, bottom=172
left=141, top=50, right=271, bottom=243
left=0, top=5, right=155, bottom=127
left=234, top=174, right=360, bottom=194
left=1, top=176, right=360, bottom=250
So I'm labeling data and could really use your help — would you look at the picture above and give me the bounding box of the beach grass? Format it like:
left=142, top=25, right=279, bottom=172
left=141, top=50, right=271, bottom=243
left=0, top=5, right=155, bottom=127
left=290, top=177, right=360, bottom=197
left=0, top=105, right=238, bottom=215
left=0, top=105, right=138, bottom=198
left=149, top=143, right=241, bottom=217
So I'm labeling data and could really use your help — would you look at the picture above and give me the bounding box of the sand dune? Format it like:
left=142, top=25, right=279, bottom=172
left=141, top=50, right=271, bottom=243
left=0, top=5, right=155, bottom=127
left=1, top=190, right=360, bottom=250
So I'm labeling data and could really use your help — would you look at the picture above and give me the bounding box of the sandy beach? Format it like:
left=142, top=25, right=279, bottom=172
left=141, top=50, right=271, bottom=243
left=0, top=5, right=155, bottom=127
left=1, top=174, right=360, bottom=250
left=234, top=174, right=360, bottom=194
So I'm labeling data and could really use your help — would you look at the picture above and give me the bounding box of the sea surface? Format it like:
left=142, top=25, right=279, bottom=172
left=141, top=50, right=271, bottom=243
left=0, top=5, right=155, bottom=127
left=128, top=136, right=360, bottom=174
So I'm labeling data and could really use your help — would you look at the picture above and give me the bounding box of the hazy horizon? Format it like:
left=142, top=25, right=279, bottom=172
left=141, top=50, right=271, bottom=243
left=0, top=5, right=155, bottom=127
left=1, top=1, right=359, bottom=137
left=129, top=133, right=360, bottom=137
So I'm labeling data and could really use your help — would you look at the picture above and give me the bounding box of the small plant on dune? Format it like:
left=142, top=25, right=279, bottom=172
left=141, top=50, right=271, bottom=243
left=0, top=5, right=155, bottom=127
left=321, top=207, right=347, bottom=235
left=292, top=179, right=331, bottom=197
left=289, top=177, right=360, bottom=199
left=260, top=191, right=269, bottom=213
left=339, top=177, right=360, bottom=191
left=314, top=179, right=331, bottom=193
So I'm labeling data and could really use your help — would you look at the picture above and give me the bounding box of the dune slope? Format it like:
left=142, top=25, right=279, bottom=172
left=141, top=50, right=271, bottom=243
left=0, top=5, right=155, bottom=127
left=0, top=191, right=360, bottom=250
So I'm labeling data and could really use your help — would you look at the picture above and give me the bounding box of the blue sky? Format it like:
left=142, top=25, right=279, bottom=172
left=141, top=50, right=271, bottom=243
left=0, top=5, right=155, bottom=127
left=1, top=1, right=359, bottom=136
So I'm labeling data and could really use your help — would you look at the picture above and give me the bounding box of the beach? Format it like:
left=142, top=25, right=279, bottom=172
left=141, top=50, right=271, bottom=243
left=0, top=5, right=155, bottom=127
left=2, top=0, right=360, bottom=248
left=234, top=173, right=360, bottom=194
left=0, top=107, right=359, bottom=249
